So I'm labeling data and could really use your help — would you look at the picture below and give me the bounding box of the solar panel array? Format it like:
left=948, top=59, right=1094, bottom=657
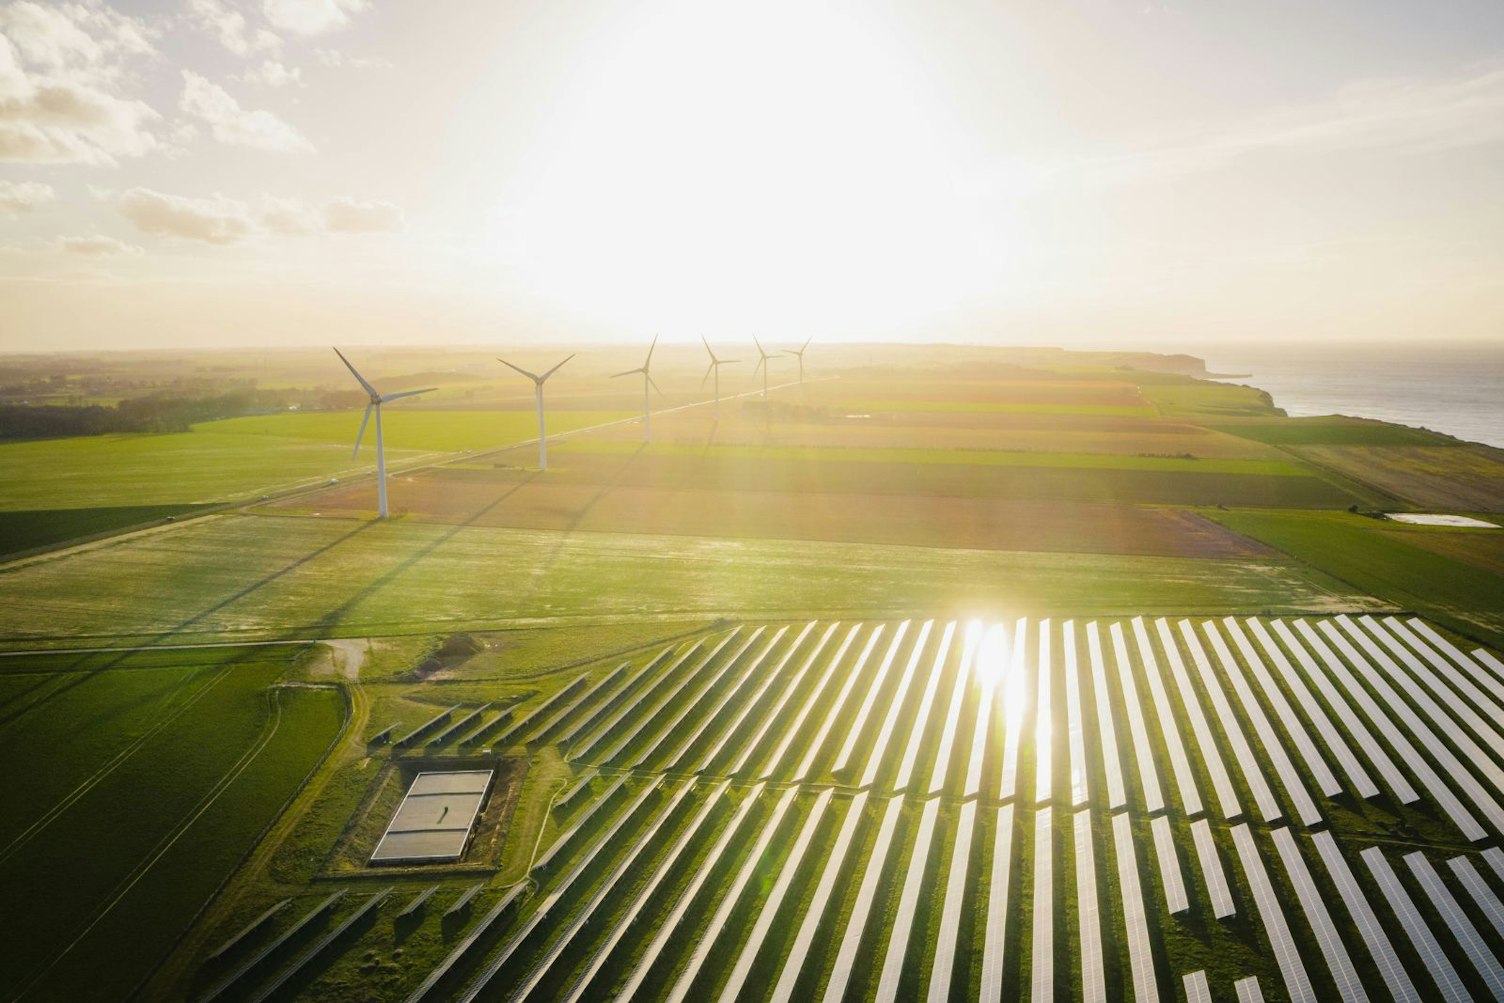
left=202, top=615, right=1504, bottom=1002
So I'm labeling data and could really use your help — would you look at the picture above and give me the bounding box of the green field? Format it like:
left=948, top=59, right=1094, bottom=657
left=1206, top=417, right=1456, bottom=446
left=0, top=504, right=216, bottom=559
left=209, top=409, right=633, bottom=453
left=0, top=646, right=345, bottom=1000
left=0, top=512, right=1381, bottom=650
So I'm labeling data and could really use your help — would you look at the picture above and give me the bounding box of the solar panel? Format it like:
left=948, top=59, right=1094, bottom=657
left=1111, top=812, right=1161, bottom=1003
left=928, top=800, right=979, bottom=1002
left=667, top=786, right=800, bottom=1003
left=1200, top=620, right=1321, bottom=824
left=962, top=622, right=1011, bottom=798
left=1131, top=617, right=1202, bottom=815
left=796, top=624, right=887, bottom=781
left=825, top=796, right=906, bottom=1003
left=759, top=623, right=861, bottom=779
left=1183, top=971, right=1212, bottom=1003
left=1035, top=619, right=1053, bottom=804
left=875, top=798, right=943, bottom=1002
left=860, top=620, right=935, bottom=789
left=1075, top=809, right=1106, bottom=1003
left=1030, top=808, right=1054, bottom=1003
left=1361, top=847, right=1470, bottom=1003
left=1236, top=618, right=1355, bottom=798
left=1272, top=619, right=1414, bottom=803
left=998, top=617, right=1032, bottom=801
left=1159, top=619, right=1243, bottom=819
left=1270, top=828, right=1365, bottom=1002
left=893, top=622, right=957, bottom=792
left=979, top=804, right=1016, bottom=1003
left=1318, top=619, right=1499, bottom=838
left=1447, top=856, right=1504, bottom=940
left=1404, top=851, right=1504, bottom=999
left=719, top=789, right=833, bottom=1003
left=564, top=781, right=730, bottom=1003
left=1408, top=617, right=1504, bottom=685
left=1310, top=831, right=1420, bottom=1003
left=1234, top=976, right=1265, bottom=1003
left=727, top=622, right=839, bottom=776
left=696, top=622, right=813, bottom=772
left=928, top=622, right=982, bottom=794
left=1191, top=819, right=1235, bottom=919
left=833, top=620, right=910, bottom=774
left=1231, top=824, right=1315, bottom=1003
left=629, top=626, right=768, bottom=769
left=1380, top=618, right=1504, bottom=733
left=1110, top=621, right=1163, bottom=813
left=1151, top=816, right=1188, bottom=915
left=1064, top=620, right=1090, bottom=807
left=1085, top=623, right=1127, bottom=810
left=771, top=791, right=870, bottom=1003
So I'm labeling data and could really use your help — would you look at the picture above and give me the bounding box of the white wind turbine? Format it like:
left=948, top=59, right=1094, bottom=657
left=612, top=336, right=661, bottom=442
left=784, top=337, right=812, bottom=384
left=334, top=347, right=435, bottom=519
left=752, top=336, right=775, bottom=399
left=700, top=336, right=738, bottom=421
left=498, top=353, right=574, bottom=471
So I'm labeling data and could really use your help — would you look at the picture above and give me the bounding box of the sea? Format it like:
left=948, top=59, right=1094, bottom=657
left=1189, top=341, right=1504, bottom=449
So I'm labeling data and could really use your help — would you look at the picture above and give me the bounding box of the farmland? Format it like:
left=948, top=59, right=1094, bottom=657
left=3, top=342, right=1503, bottom=1002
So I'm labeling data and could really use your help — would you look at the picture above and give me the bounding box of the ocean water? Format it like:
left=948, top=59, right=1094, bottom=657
left=1195, top=342, right=1504, bottom=448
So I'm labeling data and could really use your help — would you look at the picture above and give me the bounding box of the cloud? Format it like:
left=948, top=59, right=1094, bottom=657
left=178, top=70, right=312, bottom=151
left=313, top=47, right=386, bottom=69
left=116, top=187, right=403, bottom=242
left=262, top=0, right=366, bottom=36
left=240, top=59, right=300, bottom=88
left=59, top=233, right=142, bottom=255
left=1061, top=62, right=1504, bottom=189
left=0, top=5, right=161, bottom=164
left=323, top=196, right=403, bottom=233
left=118, top=187, right=258, bottom=243
left=0, top=178, right=54, bottom=213
left=186, top=0, right=279, bottom=57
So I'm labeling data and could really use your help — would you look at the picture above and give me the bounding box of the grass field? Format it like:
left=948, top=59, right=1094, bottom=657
left=0, top=512, right=1379, bottom=650
left=0, top=503, right=215, bottom=559
left=0, top=646, right=345, bottom=1000
left=209, top=409, right=634, bottom=453
left=1206, top=416, right=1456, bottom=447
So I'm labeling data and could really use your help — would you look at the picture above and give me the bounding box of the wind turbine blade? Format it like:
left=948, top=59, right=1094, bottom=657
left=540, top=353, right=575, bottom=381
left=801, top=337, right=812, bottom=353
left=753, top=335, right=767, bottom=358
left=753, top=356, right=764, bottom=376
left=701, top=335, right=718, bottom=363
left=701, top=361, right=714, bottom=390
left=611, top=367, right=642, bottom=379
left=647, top=373, right=664, bottom=397
left=721, top=358, right=740, bottom=365
left=644, top=334, right=659, bottom=369
left=352, top=402, right=373, bottom=457
left=380, top=387, right=436, bottom=403
left=498, top=358, right=541, bottom=381
left=333, top=347, right=380, bottom=398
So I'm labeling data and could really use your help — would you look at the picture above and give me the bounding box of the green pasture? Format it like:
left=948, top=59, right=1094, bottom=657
left=0, top=646, right=345, bottom=1001
left=1208, top=508, right=1504, bottom=647
left=1205, top=417, right=1455, bottom=447
left=836, top=400, right=1156, bottom=417
left=0, top=504, right=214, bottom=559
left=0, top=512, right=1383, bottom=651
left=1138, top=381, right=1281, bottom=417
left=0, top=429, right=423, bottom=511
left=558, top=439, right=1316, bottom=477
left=210, top=409, right=633, bottom=453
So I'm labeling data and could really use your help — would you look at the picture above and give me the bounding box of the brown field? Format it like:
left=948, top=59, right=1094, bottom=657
left=1293, top=444, right=1504, bottom=511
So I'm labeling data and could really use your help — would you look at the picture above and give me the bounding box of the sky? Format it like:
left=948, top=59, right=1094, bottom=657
left=2, top=0, right=1503, bottom=351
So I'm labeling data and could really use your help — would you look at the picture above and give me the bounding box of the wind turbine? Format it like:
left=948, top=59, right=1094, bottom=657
left=334, top=348, right=435, bottom=519
left=752, top=336, right=775, bottom=399
left=784, top=337, right=812, bottom=384
left=700, top=336, right=738, bottom=421
left=612, top=336, right=661, bottom=442
left=498, top=353, right=573, bottom=471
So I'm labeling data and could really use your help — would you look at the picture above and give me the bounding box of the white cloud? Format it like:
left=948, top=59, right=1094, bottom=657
left=178, top=69, right=312, bottom=151
left=0, top=5, right=160, bottom=165
left=0, top=178, right=54, bottom=213
left=262, top=0, right=366, bottom=36
left=115, top=187, right=403, bottom=242
left=323, top=196, right=402, bottom=233
left=240, top=59, right=300, bottom=88
left=118, top=187, right=258, bottom=244
left=313, top=47, right=385, bottom=69
left=186, top=0, right=279, bottom=57
left=59, top=233, right=142, bottom=255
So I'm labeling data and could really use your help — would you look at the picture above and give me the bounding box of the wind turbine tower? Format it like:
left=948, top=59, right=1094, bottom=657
left=612, top=336, right=661, bottom=443
left=752, top=336, right=775, bottom=399
left=700, top=337, right=738, bottom=421
left=785, top=337, right=812, bottom=384
left=498, top=353, right=574, bottom=471
left=334, top=348, right=436, bottom=519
